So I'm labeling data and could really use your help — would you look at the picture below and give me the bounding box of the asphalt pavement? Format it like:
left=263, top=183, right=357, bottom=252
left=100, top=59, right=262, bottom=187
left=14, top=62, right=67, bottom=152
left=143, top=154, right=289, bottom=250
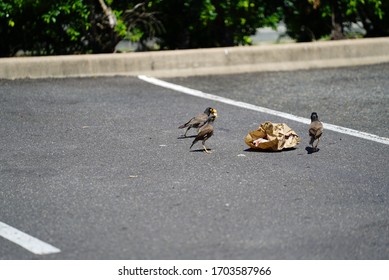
left=0, top=63, right=388, bottom=259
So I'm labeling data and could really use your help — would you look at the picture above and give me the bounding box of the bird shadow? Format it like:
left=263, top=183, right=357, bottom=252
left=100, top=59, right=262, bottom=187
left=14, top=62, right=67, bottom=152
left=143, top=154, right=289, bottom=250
left=190, top=149, right=212, bottom=153
left=243, top=147, right=297, bottom=153
left=305, top=146, right=320, bottom=154
left=177, top=135, right=196, bottom=139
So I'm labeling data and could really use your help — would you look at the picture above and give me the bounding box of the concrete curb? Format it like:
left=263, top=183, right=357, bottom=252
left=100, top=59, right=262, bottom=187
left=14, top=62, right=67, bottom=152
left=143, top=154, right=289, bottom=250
left=1, top=37, right=389, bottom=79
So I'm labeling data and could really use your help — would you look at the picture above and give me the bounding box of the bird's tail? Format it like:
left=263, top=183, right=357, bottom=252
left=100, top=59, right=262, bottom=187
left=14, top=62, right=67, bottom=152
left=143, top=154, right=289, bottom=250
left=190, top=140, right=197, bottom=149
left=309, top=136, right=315, bottom=146
left=178, top=123, right=188, bottom=129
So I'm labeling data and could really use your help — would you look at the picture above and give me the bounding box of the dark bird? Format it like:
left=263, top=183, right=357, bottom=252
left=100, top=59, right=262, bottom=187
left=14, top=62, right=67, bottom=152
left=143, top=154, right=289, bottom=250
left=190, top=115, right=217, bottom=154
left=178, top=107, right=217, bottom=137
left=309, top=112, right=323, bottom=151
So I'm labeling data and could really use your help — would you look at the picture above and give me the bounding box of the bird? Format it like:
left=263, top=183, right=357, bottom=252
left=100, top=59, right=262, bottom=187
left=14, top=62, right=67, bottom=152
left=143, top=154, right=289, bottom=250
left=190, top=114, right=217, bottom=154
left=178, top=107, right=217, bottom=137
left=309, top=112, right=323, bottom=151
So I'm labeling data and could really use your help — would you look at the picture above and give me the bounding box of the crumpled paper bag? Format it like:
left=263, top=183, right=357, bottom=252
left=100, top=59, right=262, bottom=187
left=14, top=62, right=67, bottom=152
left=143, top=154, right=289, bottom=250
left=245, top=121, right=300, bottom=151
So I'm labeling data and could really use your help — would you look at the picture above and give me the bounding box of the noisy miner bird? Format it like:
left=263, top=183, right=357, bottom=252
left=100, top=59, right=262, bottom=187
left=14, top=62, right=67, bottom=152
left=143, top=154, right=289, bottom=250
left=309, top=112, right=323, bottom=151
left=178, top=107, right=217, bottom=137
left=190, top=114, right=217, bottom=154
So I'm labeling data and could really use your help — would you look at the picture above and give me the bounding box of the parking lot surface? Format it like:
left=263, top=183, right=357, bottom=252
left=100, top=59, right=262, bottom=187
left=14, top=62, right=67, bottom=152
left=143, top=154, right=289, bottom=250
left=1, top=63, right=388, bottom=259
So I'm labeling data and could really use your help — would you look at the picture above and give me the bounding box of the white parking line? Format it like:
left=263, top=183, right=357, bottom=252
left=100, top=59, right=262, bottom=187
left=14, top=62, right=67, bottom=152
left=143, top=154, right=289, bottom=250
left=138, top=75, right=389, bottom=146
left=0, top=221, right=60, bottom=255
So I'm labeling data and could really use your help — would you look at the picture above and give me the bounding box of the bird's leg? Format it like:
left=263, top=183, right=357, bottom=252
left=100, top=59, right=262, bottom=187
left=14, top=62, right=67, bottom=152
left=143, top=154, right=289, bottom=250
left=201, top=139, right=212, bottom=154
left=314, top=138, right=320, bottom=151
left=309, top=137, right=314, bottom=148
left=183, top=127, right=190, bottom=137
left=202, top=144, right=211, bottom=154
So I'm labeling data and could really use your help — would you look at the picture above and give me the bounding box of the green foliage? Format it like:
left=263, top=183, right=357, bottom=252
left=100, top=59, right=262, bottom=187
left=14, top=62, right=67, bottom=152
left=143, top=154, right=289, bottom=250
left=282, top=0, right=331, bottom=42
left=284, top=0, right=388, bottom=41
left=0, top=0, right=91, bottom=55
left=0, top=0, right=388, bottom=56
left=146, top=0, right=283, bottom=49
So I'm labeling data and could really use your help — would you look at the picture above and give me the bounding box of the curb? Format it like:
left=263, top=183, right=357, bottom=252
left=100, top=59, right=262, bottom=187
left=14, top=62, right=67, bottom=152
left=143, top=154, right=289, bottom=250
left=1, top=37, right=389, bottom=80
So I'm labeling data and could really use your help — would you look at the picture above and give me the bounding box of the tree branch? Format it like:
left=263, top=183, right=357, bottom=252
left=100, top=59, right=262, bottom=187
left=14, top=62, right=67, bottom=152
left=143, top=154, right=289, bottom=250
left=97, top=0, right=117, bottom=28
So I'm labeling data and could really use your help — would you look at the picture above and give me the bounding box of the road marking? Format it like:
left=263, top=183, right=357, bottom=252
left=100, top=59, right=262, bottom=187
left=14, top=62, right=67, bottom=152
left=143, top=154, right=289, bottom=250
left=138, top=75, right=389, bottom=146
left=0, top=221, right=60, bottom=255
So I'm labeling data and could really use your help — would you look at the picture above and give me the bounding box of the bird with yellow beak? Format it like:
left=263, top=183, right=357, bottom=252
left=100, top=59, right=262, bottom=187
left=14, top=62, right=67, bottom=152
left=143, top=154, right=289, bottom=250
left=178, top=107, right=217, bottom=137
left=190, top=114, right=217, bottom=154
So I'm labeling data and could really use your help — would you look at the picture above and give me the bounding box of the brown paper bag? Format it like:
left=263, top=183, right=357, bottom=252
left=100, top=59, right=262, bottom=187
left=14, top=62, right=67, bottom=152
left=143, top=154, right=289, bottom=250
left=245, top=121, right=300, bottom=151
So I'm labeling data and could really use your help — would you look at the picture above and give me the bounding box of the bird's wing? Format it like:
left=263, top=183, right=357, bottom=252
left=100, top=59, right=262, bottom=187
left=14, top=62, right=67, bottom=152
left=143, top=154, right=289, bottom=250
left=178, top=120, right=191, bottom=129
left=309, top=121, right=323, bottom=137
left=188, top=113, right=208, bottom=126
left=179, top=113, right=208, bottom=129
left=195, top=113, right=208, bottom=122
left=195, top=125, right=213, bottom=140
